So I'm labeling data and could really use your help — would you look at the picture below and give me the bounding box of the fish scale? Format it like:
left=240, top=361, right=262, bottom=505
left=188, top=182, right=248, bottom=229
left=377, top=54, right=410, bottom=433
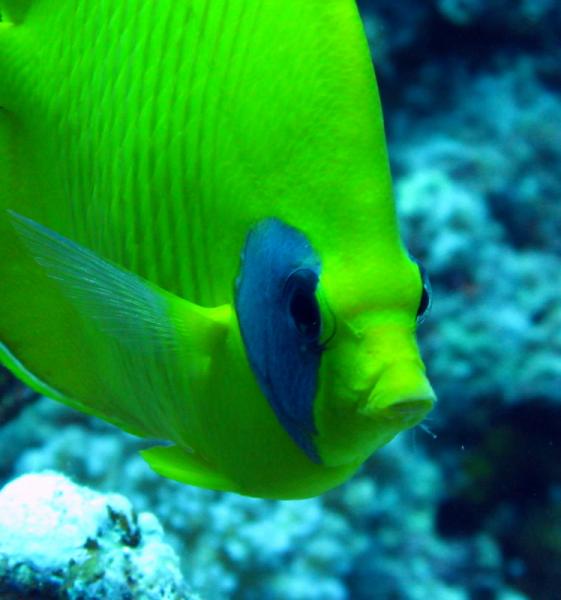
left=140, top=0, right=179, bottom=293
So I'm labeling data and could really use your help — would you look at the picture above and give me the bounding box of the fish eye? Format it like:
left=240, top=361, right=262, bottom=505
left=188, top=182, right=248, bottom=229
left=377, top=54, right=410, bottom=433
left=284, top=269, right=321, bottom=342
left=416, top=263, right=432, bottom=324
left=290, top=288, right=321, bottom=339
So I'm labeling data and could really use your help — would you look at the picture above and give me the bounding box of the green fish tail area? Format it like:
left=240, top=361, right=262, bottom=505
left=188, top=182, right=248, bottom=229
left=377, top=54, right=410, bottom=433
left=0, top=1, right=32, bottom=24
left=0, top=8, right=22, bottom=108
left=0, top=115, right=114, bottom=427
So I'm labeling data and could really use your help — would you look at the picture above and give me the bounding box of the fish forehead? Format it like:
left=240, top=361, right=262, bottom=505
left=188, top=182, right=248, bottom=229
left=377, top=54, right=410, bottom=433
left=5, top=0, right=399, bottom=307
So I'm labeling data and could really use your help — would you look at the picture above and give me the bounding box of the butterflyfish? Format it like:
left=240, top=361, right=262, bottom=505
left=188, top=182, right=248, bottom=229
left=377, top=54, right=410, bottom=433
left=0, top=0, right=435, bottom=499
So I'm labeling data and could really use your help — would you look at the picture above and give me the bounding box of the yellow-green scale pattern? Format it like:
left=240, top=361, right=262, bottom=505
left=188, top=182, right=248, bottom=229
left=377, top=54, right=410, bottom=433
left=13, top=0, right=398, bottom=304
left=0, top=0, right=437, bottom=499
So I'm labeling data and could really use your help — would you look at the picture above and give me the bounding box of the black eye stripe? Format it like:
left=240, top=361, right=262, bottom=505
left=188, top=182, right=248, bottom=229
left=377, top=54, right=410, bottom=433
left=235, top=219, right=322, bottom=462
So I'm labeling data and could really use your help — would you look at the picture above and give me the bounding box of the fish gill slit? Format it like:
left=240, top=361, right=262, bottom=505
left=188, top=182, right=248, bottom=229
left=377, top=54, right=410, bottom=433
left=141, top=0, right=173, bottom=289
left=126, top=2, right=155, bottom=284
left=67, top=0, right=92, bottom=249
left=189, top=0, right=217, bottom=304
left=212, top=0, right=266, bottom=197
left=120, top=4, right=143, bottom=273
left=84, top=3, right=112, bottom=262
left=194, top=0, right=231, bottom=304
left=108, top=3, right=132, bottom=269
left=150, top=0, right=177, bottom=290
left=170, top=4, right=195, bottom=300
left=182, top=0, right=212, bottom=304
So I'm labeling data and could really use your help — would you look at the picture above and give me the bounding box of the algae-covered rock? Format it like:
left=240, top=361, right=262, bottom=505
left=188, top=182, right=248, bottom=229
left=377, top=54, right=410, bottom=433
left=0, top=472, right=197, bottom=600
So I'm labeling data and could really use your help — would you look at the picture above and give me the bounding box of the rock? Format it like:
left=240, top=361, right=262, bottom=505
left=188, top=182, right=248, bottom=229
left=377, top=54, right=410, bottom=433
left=0, top=472, right=198, bottom=600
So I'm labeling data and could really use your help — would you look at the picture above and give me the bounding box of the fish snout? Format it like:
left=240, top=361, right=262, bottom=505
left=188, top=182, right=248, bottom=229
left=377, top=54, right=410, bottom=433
left=315, top=328, right=435, bottom=467
left=360, top=360, right=435, bottom=427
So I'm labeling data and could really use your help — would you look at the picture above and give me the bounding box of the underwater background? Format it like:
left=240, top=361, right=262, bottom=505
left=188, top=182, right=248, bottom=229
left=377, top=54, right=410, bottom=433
left=1, top=1, right=560, bottom=598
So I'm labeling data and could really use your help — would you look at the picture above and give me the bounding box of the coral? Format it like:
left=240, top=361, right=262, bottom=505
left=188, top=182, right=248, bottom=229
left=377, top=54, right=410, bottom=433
left=335, top=437, right=524, bottom=600
left=1, top=396, right=523, bottom=600
left=437, top=401, right=561, bottom=598
left=0, top=472, right=195, bottom=600
left=356, top=0, right=429, bottom=73
left=1, top=400, right=365, bottom=599
left=434, top=0, right=559, bottom=31
left=0, top=397, right=484, bottom=597
left=392, top=58, right=561, bottom=413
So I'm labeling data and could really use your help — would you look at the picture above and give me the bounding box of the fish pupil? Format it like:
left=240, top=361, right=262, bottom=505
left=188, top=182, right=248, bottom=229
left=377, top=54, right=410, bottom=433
left=409, top=255, right=432, bottom=324
left=417, top=285, right=430, bottom=319
left=290, top=289, right=320, bottom=339
left=415, top=262, right=432, bottom=324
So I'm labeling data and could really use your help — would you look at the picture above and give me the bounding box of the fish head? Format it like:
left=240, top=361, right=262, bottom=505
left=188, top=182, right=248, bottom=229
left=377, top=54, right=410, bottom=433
left=233, top=218, right=435, bottom=482
left=312, top=238, right=435, bottom=466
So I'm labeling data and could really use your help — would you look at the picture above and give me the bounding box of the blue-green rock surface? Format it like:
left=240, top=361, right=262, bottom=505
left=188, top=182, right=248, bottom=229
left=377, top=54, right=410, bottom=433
left=0, top=472, right=197, bottom=600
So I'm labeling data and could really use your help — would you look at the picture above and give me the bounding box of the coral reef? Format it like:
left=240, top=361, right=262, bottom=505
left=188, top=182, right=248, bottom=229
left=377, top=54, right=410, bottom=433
left=437, top=401, right=561, bottom=598
left=365, top=1, right=561, bottom=596
left=0, top=394, right=525, bottom=600
left=0, top=472, right=195, bottom=600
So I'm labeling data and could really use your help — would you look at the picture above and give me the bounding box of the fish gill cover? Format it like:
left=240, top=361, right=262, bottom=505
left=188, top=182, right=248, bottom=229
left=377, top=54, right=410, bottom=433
left=1, top=0, right=561, bottom=598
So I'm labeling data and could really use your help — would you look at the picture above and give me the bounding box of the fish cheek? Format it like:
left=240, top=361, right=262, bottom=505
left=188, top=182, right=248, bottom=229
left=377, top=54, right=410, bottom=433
left=196, top=307, right=323, bottom=498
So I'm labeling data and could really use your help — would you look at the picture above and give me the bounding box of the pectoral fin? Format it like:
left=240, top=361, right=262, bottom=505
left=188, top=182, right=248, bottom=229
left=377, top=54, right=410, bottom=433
left=141, top=445, right=237, bottom=493
left=5, top=211, right=231, bottom=442
left=9, top=211, right=181, bottom=351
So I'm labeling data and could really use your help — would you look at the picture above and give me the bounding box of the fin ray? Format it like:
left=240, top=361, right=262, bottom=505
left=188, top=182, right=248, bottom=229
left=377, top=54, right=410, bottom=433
left=9, top=210, right=178, bottom=351
left=7, top=211, right=230, bottom=445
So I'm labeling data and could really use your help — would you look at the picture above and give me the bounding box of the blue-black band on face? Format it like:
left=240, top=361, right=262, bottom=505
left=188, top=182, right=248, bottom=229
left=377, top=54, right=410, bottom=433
left=235, top=218, right=322, bottom=463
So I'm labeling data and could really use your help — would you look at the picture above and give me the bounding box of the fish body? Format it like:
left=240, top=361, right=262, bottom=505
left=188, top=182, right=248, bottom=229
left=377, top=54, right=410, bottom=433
left=0, top=0, right=435, bottom=498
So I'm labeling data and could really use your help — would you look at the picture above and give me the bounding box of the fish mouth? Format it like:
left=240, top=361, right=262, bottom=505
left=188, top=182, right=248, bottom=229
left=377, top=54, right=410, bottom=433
left=359, top=362, right=436, bottom=425
left=380, top=397, right=434, bottom=427
left=388, top=399, right=432, bottom=414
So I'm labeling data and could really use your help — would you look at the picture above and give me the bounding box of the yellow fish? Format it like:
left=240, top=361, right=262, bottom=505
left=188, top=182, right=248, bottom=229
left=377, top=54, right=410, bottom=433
left=0, top=0, right=435, bottom=499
